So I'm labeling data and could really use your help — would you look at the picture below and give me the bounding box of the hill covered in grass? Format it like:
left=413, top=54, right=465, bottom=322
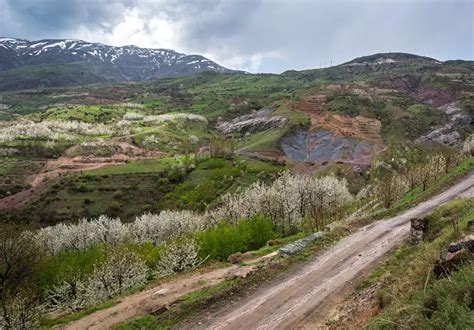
left=0, top=52, right=472, bottom=225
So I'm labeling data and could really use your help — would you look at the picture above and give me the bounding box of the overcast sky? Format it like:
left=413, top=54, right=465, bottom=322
left=1, top=0, right=472, bottom=73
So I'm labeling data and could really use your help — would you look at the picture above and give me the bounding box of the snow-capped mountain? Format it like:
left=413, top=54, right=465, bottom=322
left=0, top=37, right=239, bottom=90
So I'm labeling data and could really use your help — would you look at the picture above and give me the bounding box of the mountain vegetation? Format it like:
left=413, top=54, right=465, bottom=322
left=0, top=49, right=472, bottom=328
left=0, top=37, right=240, bottom=91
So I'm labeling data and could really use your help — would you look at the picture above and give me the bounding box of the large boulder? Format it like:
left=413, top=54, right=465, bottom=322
left=434, top=236, right=474, bottom=277
left=410, top=217, right=428, bottom=245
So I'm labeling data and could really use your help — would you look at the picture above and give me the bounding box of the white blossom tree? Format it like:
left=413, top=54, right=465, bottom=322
left=155, top=237, right=202, bottom=277
left=47, top=248, right=148, bottom=313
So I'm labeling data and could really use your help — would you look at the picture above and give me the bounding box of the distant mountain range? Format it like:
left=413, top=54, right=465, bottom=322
left=0, top=37, right=241, bottom=91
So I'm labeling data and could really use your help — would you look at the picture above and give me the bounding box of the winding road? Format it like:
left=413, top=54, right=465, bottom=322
left=202, top=172, right=474, bottom=329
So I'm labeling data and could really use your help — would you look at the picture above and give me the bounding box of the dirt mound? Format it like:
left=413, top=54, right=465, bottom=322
left=311, top=113, right=382, bottom=144
left=289, top=94, right=327, bottom=116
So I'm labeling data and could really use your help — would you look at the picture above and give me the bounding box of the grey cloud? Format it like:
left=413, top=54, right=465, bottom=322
left=0, top=0, right=472, bottom=72
left=1, top=0, right=133, bottom=38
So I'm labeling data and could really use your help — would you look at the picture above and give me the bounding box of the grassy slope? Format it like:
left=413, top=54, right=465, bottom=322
left=0, top=157, right=283, bottom=226
left=363, top=198, right=474, bottom=329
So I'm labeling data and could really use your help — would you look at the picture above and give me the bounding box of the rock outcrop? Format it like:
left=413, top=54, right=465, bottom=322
left=417, top=102, right=471, bottom=146
left=281, top=129, right=381, bottom=164
left=434, top=235, right=474, bottom=276
left=217, top=107, right=287, bottom=135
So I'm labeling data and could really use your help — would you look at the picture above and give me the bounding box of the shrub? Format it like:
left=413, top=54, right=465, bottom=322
left=196, top=215, right=275, bottom=261
left=199, top=158, right=227, bottom=170
left=37, top=245, right=106, bottom=289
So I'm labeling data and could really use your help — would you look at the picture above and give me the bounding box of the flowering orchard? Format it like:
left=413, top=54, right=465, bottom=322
left=36, top=173, right=353, bottom=255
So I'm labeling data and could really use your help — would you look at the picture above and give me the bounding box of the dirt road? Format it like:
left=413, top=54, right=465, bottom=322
left=57, top=173, right=472, bottom=329
left=203, top=173, right=474, bottom=330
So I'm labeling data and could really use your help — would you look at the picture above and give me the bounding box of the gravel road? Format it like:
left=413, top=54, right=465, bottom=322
left=204, top=173, right=474, bottom=330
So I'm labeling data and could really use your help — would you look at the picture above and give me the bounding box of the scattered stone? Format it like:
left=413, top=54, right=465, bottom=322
left=227, top=252, right=243, bottom=264
left=267, top=239, right=283, bottom=246
left=225, top=267, right=255, bottom=280
left=278, top=232, right=324, bottom=257
left=152, top=288, right=169, bottom=296
left=409, top=217, right=428, bottom=245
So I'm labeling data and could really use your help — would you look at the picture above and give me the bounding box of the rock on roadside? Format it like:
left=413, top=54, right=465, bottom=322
left=410, top=217, right=428, bottom=245
left=278, top=232, right=324, bottom=257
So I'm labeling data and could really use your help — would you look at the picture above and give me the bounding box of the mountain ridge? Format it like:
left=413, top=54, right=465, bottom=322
left=0, top=37, right=241, bottom=90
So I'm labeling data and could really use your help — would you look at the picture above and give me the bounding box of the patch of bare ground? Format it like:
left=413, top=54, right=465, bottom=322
left=0, top=142, right=163, bottom=210
left=386, top=76, right=457, bottom=107
left=293, top=271, right=382, bottom=329
left=289, top=95, right=384, bottom=145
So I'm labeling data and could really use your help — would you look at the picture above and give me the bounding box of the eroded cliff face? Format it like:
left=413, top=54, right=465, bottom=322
left=281, top=129, right=381, bottom=164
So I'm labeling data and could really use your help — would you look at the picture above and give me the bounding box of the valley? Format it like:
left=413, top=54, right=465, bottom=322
left=0, top=50, right=473, bottom=329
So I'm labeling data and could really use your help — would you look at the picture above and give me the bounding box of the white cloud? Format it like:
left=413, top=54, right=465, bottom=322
left=75, top=8, right=180, bottom=50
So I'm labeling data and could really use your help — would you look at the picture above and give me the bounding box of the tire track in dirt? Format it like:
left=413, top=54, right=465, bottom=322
left=199, top=173, right=473, bottom=330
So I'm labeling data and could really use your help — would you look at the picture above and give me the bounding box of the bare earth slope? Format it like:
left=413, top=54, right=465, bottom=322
left=202, top=173, right=474, bottom=330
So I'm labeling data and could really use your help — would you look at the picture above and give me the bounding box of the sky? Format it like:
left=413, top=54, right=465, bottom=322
left=0, top=0, right=472, bottom=73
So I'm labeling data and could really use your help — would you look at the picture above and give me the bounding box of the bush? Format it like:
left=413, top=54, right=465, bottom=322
left=37, top=245, right=106, bottom=289
left=196, top=215, right=275, bottom=261
left=199, top=158, right=227, bottom=170
left=83, top=198, right=93, bottom=205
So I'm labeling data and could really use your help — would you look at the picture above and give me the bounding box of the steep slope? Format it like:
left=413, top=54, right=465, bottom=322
left=0, top=37, right=240, bottom=91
